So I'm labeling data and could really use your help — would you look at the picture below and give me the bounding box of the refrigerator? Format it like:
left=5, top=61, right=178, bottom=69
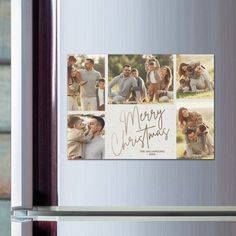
left=11, top=0, right=236, bottom=235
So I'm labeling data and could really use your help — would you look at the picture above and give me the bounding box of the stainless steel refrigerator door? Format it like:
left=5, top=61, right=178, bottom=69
left=57, top=220, right=236, bottom=236
left=58, top=0, right=236, bottom=207
left=10, top=217, right=236, bottom=236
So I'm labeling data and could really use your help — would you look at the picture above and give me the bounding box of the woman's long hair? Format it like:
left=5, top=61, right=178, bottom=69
left=68, top=67, right=80, bottom=84
left=178, top=107, right=188, bottom=124
left=178, top=63, right=189, bottom=77
left=161, top=66, right=172, bottom=88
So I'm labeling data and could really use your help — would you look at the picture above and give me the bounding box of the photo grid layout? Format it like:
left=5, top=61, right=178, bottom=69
left=176, top=54, right=214, bottom=160
left=66, top=54, right=214, bottom=160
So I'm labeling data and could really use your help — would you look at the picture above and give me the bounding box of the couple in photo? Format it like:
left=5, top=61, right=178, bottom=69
left=177, top=62, right=214, bottom=93
left=67, top=115, right=105, bottom=160
left=109, top=57, right=173, bottom=104
left=67, top=56, right=105, bottom=111
left=178, top=107, right=214, bottom=158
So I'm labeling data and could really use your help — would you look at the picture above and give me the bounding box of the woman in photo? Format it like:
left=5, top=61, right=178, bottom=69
left=67, top=56, right=88, bottom=111
left=177, top=62, right=192, bottom=93
left=108, top=54, right=174, bottom=104
left=177, top=62, right=214, bottom=93
left=158, top=66, right=174, bottom=102
left=178, top=107, right=214, bottom=157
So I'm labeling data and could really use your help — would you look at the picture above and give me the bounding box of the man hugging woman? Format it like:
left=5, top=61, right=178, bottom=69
left=178, top=62, right=214, bottom=93
left=67, top=56, right=105, bottom=111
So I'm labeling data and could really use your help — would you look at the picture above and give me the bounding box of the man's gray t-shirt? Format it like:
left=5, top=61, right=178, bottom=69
left=84, top=135, right=105, bottom=159
left=190, top=73, right=213, bottom=91
left=79, top=69, right=102, bottom=97
left=109, top=74, right=138, bottom=98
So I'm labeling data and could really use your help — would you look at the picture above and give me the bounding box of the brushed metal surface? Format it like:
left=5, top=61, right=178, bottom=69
left=58, top=221, right=236, bottom=236
left=58, top=0, right=236, bottom=206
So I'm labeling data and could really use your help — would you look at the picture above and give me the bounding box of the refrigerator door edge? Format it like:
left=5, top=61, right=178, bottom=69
left=11, top=0, right=33, bottom=209
left=11, top=220, right=32, bottom=236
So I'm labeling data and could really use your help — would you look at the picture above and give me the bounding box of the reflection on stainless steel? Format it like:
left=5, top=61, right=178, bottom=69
left=58, top=0, right=236, bottom=207
left=58, top=221, right=236, bottom=236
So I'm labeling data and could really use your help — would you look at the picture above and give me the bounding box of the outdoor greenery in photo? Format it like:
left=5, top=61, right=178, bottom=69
left=69, top=54, right=105, bottom=77
left=176, top=107, right=214, bottom=160
left=176, top=54, right=214, bottom=99
left=68, top=54, right=105, bottom=107
left=109, top=54, right=174, bottom=90
left=67, top=113, right=105, bottom=136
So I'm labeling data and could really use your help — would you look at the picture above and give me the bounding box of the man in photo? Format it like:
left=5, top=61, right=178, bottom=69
left=96, top=78, right=105, bottom=111
left=189, top=65, right=214, bottom=92
left=108, top=64, right=140, bottom=103
left=84, top=116, right=105, bottom=159
left=177, top=60, right=214, bottom=95
left=79, top=58, right=102, bottom=111
left=185, top=128, right=213, bottom=158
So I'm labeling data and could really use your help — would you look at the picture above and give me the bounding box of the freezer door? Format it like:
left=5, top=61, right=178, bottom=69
left=58, top=220, right=236, bottom=236
left=11, top=221, right=32, bottom=236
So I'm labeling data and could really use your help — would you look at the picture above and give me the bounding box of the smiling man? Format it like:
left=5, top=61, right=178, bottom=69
left=79, top=58, right=102, bottom=111
left=84, top=116, right=105, bottom=159
left=108, top=64, right=140, bottom=104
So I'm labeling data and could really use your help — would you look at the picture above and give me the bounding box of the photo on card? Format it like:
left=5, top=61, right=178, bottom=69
left=176, top=54, right=214, bottom=99
left=67, top=54, right=106, bottom=112
left=176, top=101, right=214, bottom=160
left=108, top=54, right=174, bottom=104
left=0, top=134, right=10, bottom=198
left=67, top=113, right=105, bottom=160
left=65, top=54, right=215, bottom=160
